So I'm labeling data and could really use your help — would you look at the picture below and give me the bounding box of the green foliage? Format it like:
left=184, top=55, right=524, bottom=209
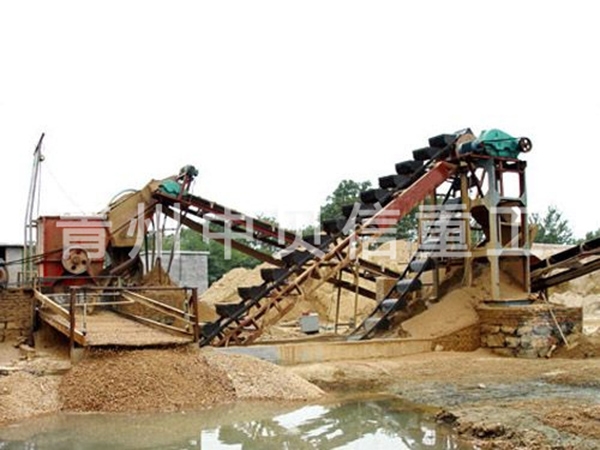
left=251, top=215, right=280, bottom=255
left=531, top=205, right=574, bottom=245
left=584, top=228, right=600, bottom=241
left=319, top=179, right=372, bottom=222
left=298, top=224, right=319, bottom=240
left=317, top=178, right=421, bottom=241
left=163, top=228, right=261, bottom=286
left=396, top=207, right=418, bottom=241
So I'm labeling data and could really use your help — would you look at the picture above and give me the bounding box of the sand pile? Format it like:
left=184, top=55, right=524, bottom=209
left=199, top=239, right=529, bottom=339
left=205, top=351, right=323, bottom=400
left=59, top=348, right=323, bottom=413
left=402, top=286, right=480, bottom=339
left=402, top=264, right=526, bottom=339
left=119, top=263, right=216, bottom=323
left=553, top=331, right=600, bottom=359
left=198, top=240, right=418, bottom=328
left=362, top=239, right=416, bottom=273
left=201, top=267, right=265, bottom=305
left=200, top=264, right=376, bottom=326
left=142, top=261, right=177, bottom=287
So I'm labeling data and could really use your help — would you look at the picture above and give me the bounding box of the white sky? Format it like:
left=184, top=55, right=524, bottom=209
left=1, top=1, right=598, bottom=244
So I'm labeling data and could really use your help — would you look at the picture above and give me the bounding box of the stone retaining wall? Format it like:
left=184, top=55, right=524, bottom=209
left=0, top=289, right=34, bottom=343
left=477, top=304, right=582, bottom=358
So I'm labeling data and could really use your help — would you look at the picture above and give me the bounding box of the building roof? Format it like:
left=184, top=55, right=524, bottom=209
left=0, top=243, right=24, bottom=248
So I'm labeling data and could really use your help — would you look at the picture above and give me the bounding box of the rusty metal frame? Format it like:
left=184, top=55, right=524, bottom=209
left=200, top=161, right=457, bottom=346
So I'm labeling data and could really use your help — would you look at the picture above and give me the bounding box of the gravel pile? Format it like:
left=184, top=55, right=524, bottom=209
left=0, top=372, right=60, bottom=423
left=204, top=351, right=324, bottom=401
left=59, top=348, right=323, bottom=413
left=59, top=347, right=235, bottom=412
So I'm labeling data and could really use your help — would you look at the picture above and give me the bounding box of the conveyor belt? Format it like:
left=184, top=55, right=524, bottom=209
left=531, top=237, right=600, bottom=291
left=195, top=160, right=455, bottom=346
left=153, top=133, right=461, bottom=347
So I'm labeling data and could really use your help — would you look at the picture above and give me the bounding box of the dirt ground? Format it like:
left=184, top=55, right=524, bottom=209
left=2, top=242, right=598, bottom=448
left=3, top=339, right=600, bottom=449
left=0, top=342, right=322, bottom=423
left=291, top=348, right=600, bottom=449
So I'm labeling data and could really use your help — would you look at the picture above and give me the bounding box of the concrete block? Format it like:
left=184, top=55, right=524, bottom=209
left=299, top=314, right=319, bottom=334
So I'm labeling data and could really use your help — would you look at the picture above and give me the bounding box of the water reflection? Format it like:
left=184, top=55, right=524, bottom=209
left=0, top=397, right=471, bottom=450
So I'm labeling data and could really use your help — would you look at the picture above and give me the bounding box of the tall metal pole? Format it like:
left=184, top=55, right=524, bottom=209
left=23, top=133, right=45, bottom=285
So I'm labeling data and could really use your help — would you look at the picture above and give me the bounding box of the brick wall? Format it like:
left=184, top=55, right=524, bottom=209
left=0, top=289, right=34, bottom=343
left=477, top=304, right=583, bottom=358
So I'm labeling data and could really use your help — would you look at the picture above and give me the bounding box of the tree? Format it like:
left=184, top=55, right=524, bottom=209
left=251, top=214, right=280, bottom=255
left=396, top=207, right=418, bottom=241
left=584, top=228, right=600, bottom=241
left=530, top=206, right=574, bottom=245
left=319, top=179, right=372, bottom=222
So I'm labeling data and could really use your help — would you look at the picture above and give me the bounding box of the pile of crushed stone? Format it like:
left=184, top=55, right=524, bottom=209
left=59, top=347, right=323, bottom=413
left=205, top=351, right=324, bottom=401
left=0, top=371, right=61, bottom=423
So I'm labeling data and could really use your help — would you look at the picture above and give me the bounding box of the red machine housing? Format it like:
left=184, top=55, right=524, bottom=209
left=37, top=216, right=109, bottom=286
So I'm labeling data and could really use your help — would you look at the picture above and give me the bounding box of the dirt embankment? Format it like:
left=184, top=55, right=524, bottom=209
left=3, top=342, right=600, bottom=448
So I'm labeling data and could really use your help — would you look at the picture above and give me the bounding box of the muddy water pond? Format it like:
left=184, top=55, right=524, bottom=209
left=0, top=396, right=472, bottom=449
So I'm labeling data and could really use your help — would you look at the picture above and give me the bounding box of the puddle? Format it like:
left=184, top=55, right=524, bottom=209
left=0, top=396, right=472, bottom=449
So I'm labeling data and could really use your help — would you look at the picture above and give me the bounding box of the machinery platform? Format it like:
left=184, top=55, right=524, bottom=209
left=39, top=309, right=193, bottom=347
left=35, top=289, right=196, bottom=349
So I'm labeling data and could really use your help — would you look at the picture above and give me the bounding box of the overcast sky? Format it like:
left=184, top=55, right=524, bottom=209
left=1, top=1, right=598, bottom=244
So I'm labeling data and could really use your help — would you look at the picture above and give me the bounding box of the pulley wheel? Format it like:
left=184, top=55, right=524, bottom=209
left=519, top=137, right=532, bottom=153
left=62, top=247, right=90, bottom=275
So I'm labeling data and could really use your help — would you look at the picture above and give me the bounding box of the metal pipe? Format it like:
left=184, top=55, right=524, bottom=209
left=23, top=133, right=45, bottom=285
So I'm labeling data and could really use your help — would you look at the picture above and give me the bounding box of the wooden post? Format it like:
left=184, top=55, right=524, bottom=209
left=191, top=288, right=200, bottom=343
left=352, top=265, right=359, bottom=329
left=334, top=272, right=342, bottom=334
left=69, top=288, right=76, bottom=358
